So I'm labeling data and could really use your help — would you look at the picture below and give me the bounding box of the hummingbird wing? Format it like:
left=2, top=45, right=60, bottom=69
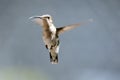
left=57, top=19, right=93, bottom=35
left=29, top=16, right=49, bottom=29
left=57, top=23, right=80, bottom=34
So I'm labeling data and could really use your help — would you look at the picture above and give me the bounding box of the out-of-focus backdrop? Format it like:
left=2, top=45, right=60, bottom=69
left=0, top=0, right=120, bottom=80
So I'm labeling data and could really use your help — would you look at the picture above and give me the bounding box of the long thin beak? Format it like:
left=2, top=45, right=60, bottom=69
left=29, top=16, right=42, bottom=20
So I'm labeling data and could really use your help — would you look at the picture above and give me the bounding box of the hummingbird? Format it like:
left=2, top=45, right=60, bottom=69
left=29, top=14, right=93, bottom=64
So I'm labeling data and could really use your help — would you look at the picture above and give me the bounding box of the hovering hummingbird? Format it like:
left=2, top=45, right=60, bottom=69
left=29, top=14, right=93, bottom=64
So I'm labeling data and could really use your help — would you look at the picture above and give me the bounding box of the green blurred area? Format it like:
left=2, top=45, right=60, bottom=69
left=0, top=66, right=49, bottom=80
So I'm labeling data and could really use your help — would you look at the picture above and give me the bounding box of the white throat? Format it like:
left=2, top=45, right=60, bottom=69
left=46, top=19, right=56, bottom=33
left=46, top=19, right=56, bottom=40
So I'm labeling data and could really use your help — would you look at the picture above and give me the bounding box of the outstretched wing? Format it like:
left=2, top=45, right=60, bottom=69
left=57, top=19, right=93, bottom=34
left=29, top=16, right=49, bottom=29
left=57, top=23, right=80, bottom=34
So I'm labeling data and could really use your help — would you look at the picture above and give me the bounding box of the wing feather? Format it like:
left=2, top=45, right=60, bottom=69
left=57, top=23, right=80, bottom=34
left=57, top=19, right=93, bottom=34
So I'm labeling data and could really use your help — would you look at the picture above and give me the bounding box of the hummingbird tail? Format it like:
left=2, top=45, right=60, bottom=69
left=49, top=52, right=58, bottom=64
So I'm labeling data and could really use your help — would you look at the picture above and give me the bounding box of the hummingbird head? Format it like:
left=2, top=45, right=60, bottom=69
left=40, top=14, right=53, bottom=23
left=29, top=14, right=53, bottom=23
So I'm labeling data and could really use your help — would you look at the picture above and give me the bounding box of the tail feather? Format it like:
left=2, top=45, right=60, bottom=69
left=49, top=52, right=58, bottom=64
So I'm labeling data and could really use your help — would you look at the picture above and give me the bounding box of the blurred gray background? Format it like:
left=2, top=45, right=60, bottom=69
left=0, top=0, right=120, bottom=80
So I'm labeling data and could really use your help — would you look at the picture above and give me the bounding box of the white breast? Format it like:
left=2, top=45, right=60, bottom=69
left=49, top=24, right=56, bottom=33
left=50, top=24, right=56, bottom=40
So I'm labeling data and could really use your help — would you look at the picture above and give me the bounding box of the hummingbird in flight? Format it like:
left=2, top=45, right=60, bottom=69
left=29, top=14, right=93, bottom=64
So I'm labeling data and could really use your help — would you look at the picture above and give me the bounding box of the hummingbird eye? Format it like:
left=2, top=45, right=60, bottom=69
left=45, top=16, right=50, bottom=19
left=47, top=17, right=50, bottom=19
